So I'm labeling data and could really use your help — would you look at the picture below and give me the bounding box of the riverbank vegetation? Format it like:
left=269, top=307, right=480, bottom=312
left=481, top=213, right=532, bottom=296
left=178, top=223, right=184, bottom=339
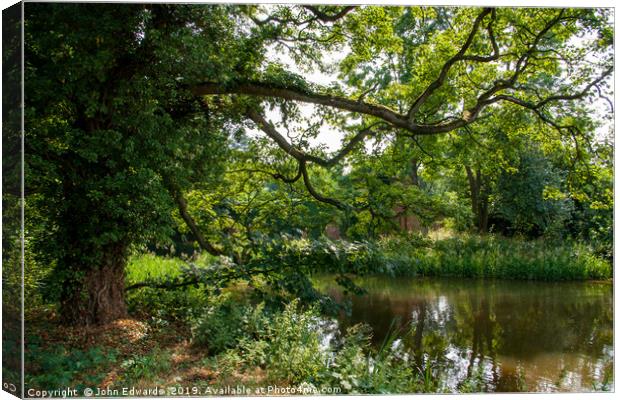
left=22, top=231, right=612, bottom=393
left=4, top=2, right=613, bottom=395
left=24, top=272, right=613, bottom=393
left=23, top=298, right=450, bottom=394
left=251, top=233, right=611, bottom=281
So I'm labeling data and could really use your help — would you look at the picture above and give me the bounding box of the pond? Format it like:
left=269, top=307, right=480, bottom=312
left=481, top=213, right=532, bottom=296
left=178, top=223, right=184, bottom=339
left=317, top=276, right=613, bottom=392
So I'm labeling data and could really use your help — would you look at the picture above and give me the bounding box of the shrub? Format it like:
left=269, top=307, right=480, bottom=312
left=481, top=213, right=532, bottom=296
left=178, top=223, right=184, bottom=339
left=190, top=295, right=269, bottom=354
left=26, top=345, right=117, bottom=392
left=324, top=324, right=372, bottom=392
left=193, top=299, right=328, bottom=383
left=197, top=299, right=434, bottom=393
left=266, top=300, right=327, bottom=384
left=119, top=348, right=172, bottom=384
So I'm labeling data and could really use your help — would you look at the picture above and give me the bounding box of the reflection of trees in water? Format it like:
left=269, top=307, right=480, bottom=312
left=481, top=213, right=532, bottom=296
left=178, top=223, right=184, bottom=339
left=463, top=298, right=499, bottom=390
left=325, top=278, right=612, bottom=392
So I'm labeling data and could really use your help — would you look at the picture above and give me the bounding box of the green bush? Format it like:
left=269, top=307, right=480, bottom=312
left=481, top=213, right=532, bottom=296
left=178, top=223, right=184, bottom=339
left=120, top=348, right=172, bottom=384
left=325, top=324, right=372, bottom=392
left=197, top=299, right=433, bottom=393
left=265, top=300, right=327, bottom=384
left=325, top=323, right=428, bottom=394
left=26, top=344, right=117, bottom=392
left=193, top=299, right=327, bottom=383
left=190, top=295, right=269, bottom=354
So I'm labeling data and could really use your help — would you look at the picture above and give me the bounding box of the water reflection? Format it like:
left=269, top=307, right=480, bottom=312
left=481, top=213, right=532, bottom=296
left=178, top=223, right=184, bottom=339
left=318, top=276, right=613, bottom=392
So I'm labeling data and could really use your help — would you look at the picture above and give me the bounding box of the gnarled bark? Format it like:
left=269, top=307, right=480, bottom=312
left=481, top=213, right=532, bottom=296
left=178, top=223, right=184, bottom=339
left=59, top=243, right=127, bottom=325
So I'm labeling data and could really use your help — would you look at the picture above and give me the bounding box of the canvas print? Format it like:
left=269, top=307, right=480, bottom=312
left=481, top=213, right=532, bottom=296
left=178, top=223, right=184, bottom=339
left=2, top=1, right=614, bottom=397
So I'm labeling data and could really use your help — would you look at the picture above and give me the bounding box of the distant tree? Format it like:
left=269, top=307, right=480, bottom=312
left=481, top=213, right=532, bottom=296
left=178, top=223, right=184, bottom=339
left=493, top=145, right=573, bottom=237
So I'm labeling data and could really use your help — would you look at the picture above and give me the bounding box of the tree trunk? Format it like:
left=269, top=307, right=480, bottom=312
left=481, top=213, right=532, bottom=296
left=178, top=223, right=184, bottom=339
left=478, top=195, right=489, bottom=233
left=411, top=158, right=420, bottom=187
left=59, top=243, right=127, bottom=325
left=465, top=166, right=489, bottom=234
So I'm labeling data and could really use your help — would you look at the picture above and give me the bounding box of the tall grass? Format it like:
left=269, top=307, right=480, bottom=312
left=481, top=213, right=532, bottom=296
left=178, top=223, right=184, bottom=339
left=271, top=234, right=611, bottom=281
left=126, top=253, right=188, bottom=283
left=125, top=253, right=216, bottom=321
left=377, top=235, right=611, bottom=281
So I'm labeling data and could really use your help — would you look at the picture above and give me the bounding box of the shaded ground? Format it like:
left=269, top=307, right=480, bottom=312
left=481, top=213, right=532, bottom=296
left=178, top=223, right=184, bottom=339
left=24, top=307, right=253, bottom=394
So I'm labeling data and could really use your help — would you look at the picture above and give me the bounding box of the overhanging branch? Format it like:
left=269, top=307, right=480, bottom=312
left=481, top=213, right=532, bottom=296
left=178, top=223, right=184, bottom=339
left=245, top=108, right=383, bottom=167
left=193, top=8, right=611, bottom=147
left=196, top=81, right=476, bottom=134
left=407, top=8, right=497, bottom=119
left=302, top=5, right=356, bottom=23
left=165, top=181, right=224, bottom=257
left=196, top=81, right=411, bottom=131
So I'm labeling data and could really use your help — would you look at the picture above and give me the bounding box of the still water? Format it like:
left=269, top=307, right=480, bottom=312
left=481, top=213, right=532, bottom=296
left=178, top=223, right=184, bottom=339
left=317, top=276, right=613, bottom=392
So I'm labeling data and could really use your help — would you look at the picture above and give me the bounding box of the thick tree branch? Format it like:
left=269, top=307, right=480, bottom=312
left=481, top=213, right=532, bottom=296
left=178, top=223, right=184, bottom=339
left=302, top=5, right=356, bottom=22
left=166, top=183, right=224, bottom=257
left=196, top=81, right=476, bottom=134
left=196, top=82, right=411, bottom=130
left=299, top=161, right=346, bottom=210
left=407, top=8, right=496, bottom=119
left=246, top=108, right=382, bottom=167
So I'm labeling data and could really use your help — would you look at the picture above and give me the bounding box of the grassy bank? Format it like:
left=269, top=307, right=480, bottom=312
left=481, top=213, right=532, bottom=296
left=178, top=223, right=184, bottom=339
left=268, top=234, right=611, bottom=281
left=375, top=235, right=612, bottom=281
